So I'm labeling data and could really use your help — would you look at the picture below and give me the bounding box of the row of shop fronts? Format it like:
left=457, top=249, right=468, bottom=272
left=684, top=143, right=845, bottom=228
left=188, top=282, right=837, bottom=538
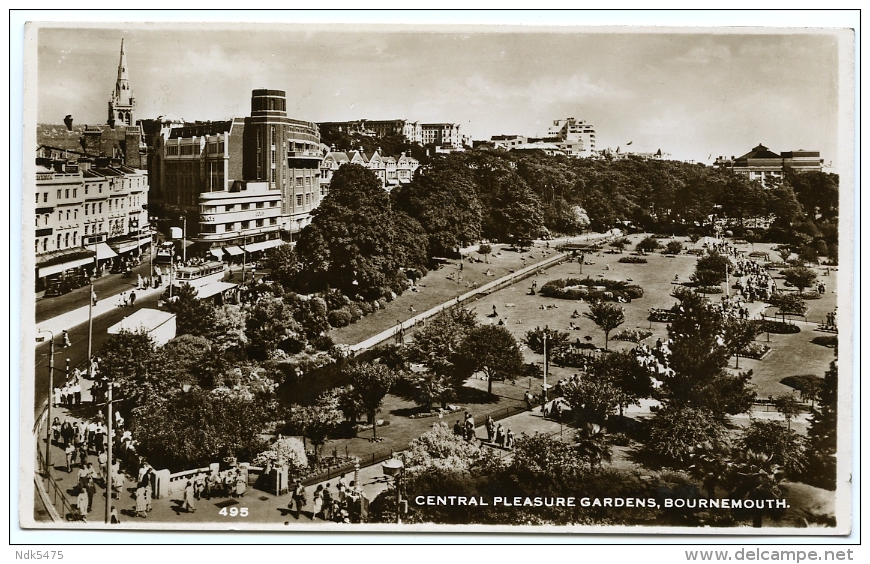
left=35, top=233, right=152, bottom=293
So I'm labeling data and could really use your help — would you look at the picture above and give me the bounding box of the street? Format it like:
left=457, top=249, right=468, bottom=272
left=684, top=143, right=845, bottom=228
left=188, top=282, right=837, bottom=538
left=33, top=279, right=162, bottom=414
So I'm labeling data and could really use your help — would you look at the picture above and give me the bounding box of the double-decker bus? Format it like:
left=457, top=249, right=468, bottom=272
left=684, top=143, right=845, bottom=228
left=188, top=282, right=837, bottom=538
left=172, top=261, right=226, bottom=290
left=155, top=241, right=176, bottom=265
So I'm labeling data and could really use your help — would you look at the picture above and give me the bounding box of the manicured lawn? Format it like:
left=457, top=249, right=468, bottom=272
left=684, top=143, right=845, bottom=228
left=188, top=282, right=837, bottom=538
left=329, top=243, right=562, bottom=345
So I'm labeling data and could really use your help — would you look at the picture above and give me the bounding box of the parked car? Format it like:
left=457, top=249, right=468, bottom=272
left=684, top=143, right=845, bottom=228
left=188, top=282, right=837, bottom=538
left=44, top=279, right=74, bottom=297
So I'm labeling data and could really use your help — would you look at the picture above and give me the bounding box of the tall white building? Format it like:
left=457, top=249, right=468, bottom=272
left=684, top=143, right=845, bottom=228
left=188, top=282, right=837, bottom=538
left=548, top=117, right=596, bottom=157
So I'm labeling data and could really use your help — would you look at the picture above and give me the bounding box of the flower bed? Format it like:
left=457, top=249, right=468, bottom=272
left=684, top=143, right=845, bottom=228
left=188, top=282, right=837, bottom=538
left=749, top=320, right=801, bottom=334
left=648, top=308, right=675, bottom=322
left=740, top=342, right=770, bottom=360
left=618, top=256, right=648, bottom=264
left=539, top=277, right=644, bottom=302
left=408, top=405, right=464, bottom=419
left=612, top=328, right=653, bottom=343
left=811, top=335, right=838, bottom=348
left=695, top=286, right=723, bottom=294
left=551, top=347, right=600, bottom=369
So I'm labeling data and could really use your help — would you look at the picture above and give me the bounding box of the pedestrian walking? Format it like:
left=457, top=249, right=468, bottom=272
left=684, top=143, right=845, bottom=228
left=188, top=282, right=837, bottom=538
left=91, top=290, right=98, bottom=306
left=72, top=381, right=81, bottom=406
left=322, top=484, right=333, bottom=521
left=51, top=417, right=61, bottom=445
left=181, top=479, right=196, bottom=513
left=85, top=476, right=97, bottom=512
left=313, top=485, right=324, bottom=520
left=293, top=481, right=306, bottom=518
left=76, top=487, right=89, bottom=519
left=129, top=291, right=137, bottom=307
left=485, top=415, right=495, bottom=443
left=135, top=486, right=147, bottom=518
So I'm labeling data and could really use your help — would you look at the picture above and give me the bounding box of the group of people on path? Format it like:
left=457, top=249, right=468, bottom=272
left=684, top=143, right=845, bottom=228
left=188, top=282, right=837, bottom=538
left=288, top=474, right=362, bottom=523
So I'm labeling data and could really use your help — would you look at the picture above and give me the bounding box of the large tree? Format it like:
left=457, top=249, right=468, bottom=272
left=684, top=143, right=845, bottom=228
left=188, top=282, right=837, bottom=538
left=96, top=329, right=162, bottom=414
left=806, top=361, right=838, bottom=489
left=592, top=349, right=654, bottom=416
left=245, top=296, right=306, bottom=359
left=165, top=282, right=214, bottom=337
left=294, top=164, right=404, bottom=299
left=345, top=362, right=398, bottom=440
left=406, top=308, right=479, bottom=392
left=583, top=302, right=625, bottom=350
left=662, top=291, right=756, bottom=415
left=782, top=266, right=818, bottom=294
left=262, top=243, right=301, bottom=290
left=129, top=388, right=269, bottom=472
left=394, top=164, right=482, bottom=255
left=457, top=324, right=524, bottom=395
left=289, top=391, right=342, bottom=463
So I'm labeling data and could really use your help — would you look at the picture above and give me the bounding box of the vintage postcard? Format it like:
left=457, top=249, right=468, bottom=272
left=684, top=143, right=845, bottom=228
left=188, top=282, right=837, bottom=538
left=18, top=18, right=855, bottom=535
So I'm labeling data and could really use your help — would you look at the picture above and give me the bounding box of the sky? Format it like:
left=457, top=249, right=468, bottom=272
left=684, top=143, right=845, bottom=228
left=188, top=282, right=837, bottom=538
left=31, top=17, right=850, bottom=169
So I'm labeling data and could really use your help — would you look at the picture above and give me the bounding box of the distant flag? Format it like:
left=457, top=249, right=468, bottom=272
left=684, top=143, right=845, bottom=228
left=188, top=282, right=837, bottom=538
left=626, top=141, right=633, bottom=145
left=708, top=154, right=712, bottom=160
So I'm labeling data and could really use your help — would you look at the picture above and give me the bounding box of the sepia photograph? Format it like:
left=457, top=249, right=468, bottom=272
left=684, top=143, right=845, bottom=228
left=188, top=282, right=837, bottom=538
left=17, top=13, right=855, bottom=537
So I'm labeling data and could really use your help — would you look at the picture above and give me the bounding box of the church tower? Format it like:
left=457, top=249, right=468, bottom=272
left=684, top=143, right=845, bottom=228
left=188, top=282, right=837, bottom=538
left=107, top=39, right=135, bottom=128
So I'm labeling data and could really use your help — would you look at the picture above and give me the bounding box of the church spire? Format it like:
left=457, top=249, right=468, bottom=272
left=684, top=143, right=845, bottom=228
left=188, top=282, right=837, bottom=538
left=117, top=38, right=128, bottom=83
left=108, top=39, right=135, bottom=127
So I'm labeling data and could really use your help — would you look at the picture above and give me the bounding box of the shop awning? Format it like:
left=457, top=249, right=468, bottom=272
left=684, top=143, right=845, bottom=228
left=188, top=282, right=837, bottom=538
left=209, top=248, right=225, bottom=260
left=38, top=257, right=94, bottom=278
left=95, top=242, right=118, bottom=260
left=196, top=281, right=238, bottom=299
left=223, top=246, right=244, bottom=256
left=242, top=239, right=282, bottom=253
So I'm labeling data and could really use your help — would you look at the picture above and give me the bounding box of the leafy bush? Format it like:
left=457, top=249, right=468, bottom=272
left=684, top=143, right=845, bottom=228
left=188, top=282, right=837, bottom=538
left=636, top=237, right=662, bottom=253
left=811, top=336, right=838, bottom=348
left=252, top=437, right=309, bottom=475
left=644, top=406, right=727, bottom=467
left=695, top=286, right=723, bottom=294
left=619, top=256, right=648, bottom=264
left=664, top=241, right=684, bottom=255
left=612, top=328, right=653, bottom=343
left=346, top=302, right=363, bottom=322
left=749, top=320, right=801, bottom=334
left=524, top=326, right=570, bottom=355
left=310, top=334, right=336, bottom=352
left=327, top=308, right=353, bottom=328
left=357, top=300, right=375, bottom=316
left=801, top=291, right=821, bottom=300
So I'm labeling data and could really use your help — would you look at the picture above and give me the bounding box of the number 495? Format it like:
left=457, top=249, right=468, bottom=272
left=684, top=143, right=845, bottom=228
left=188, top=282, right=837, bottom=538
left=219, top=507, right=248, bottom=517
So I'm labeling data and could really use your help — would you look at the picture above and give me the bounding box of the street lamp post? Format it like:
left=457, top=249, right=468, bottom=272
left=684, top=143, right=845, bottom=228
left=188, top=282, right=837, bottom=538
left=36, top=330, right=55, bottom=476
left=180, top=215, right=187, bottom=264
left=87, top=237, right=97, bottom=378
left=382, top=456, right=405, bottom=524
left=105, top=378, right=114, bottom=524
